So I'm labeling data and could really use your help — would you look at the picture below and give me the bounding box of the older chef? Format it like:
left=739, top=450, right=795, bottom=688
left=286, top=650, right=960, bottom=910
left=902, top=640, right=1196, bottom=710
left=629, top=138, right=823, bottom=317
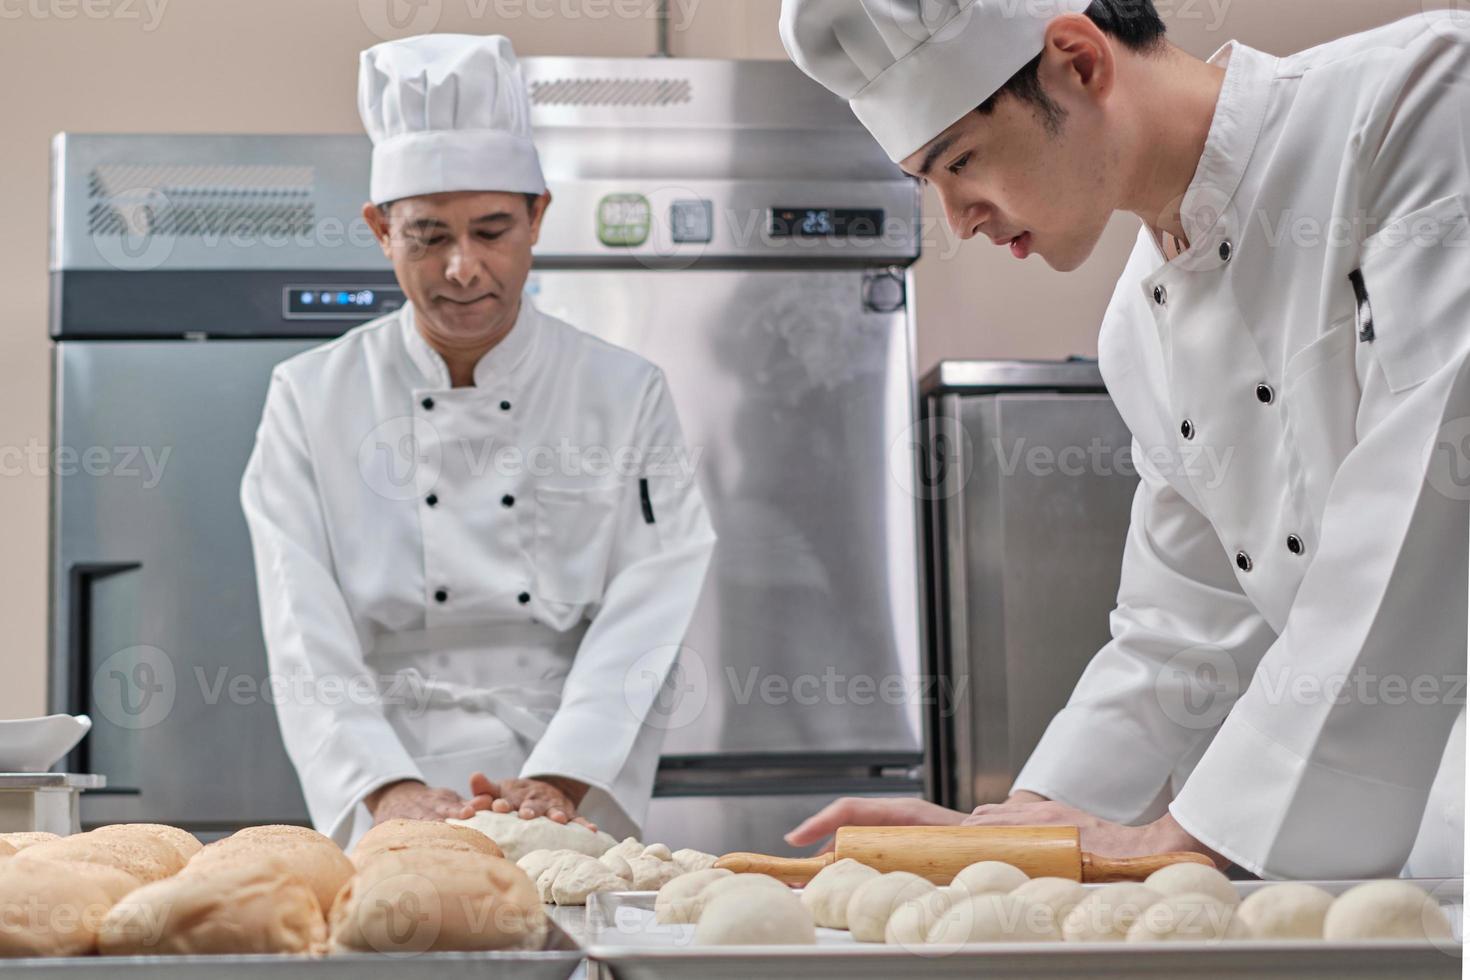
left=241, top=34, right=716, bottom=848
left=783, top=0, right=1469, bottom=879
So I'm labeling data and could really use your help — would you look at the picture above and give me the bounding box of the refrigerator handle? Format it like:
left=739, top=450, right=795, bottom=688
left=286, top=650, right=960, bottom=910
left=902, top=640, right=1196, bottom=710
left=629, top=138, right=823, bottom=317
left=62, top=561, right=142, bottom=775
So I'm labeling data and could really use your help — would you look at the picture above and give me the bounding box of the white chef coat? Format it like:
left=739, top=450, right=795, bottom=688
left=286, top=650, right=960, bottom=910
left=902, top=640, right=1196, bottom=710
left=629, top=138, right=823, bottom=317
left=240, top=294, right=716, bottom=848
left=1015, top=15, right=1470, bottom=879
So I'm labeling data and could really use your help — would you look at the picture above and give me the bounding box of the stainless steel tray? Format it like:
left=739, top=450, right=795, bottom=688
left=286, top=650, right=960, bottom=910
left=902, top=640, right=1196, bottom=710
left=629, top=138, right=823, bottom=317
left=0, top=919, right=584, bottom=980
left=585, top=880, right=1464, bottom=980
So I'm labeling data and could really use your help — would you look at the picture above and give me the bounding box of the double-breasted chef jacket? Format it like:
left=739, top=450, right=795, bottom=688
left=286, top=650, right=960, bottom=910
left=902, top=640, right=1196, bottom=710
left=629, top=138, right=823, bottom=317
left=1016, top=15, right=1470, bottom=880
left=241, top=294, right=717, bottom=848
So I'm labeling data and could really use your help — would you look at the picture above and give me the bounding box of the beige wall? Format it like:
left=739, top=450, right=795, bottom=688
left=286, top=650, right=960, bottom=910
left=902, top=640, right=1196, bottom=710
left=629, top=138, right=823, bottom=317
left=0, top=0, right=1450, bottom=718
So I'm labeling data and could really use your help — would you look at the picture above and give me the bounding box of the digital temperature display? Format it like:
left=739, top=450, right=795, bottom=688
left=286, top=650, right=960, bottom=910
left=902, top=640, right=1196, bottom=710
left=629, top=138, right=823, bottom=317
left=770, top=207, right=885, bottom=238
left=284, top=285, right=405, bottom=319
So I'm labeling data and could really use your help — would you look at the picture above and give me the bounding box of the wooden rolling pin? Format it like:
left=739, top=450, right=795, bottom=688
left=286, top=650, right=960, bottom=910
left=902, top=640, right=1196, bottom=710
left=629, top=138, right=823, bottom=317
left=716, top=826, right=1213, bottom=885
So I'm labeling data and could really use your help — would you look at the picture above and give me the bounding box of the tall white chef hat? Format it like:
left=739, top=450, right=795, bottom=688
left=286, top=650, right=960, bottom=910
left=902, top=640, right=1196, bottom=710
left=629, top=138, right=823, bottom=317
left=780, top=0, right=1095, bottom=162
left=358, top=33, right=546, bottom=205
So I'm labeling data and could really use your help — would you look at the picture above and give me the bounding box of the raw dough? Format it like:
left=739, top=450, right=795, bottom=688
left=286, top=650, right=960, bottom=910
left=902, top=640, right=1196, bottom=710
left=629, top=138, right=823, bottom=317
left=100, top=861, right=324, bottom=955
left=927, top=893, right=1061, bottom=943
left=1125, top=892, right=1250, bottom=943
left=625, top=855, right=681, bottom=891
left=330, top=849, right=544, bottom=953
left=800, top=858, right=880, bottom=928
left=1323, top=881, right=1455, bottom=942
left=846, top=871, right=936, bottom=942
left=950, top=860, right=1029, bottom=896
left=1143, top=863, right=1238, bottom=906
left=187, top=836, right=353, bottom=915
left=599, top=850, right=634, bottom=881
left=604, top=837, right=647, bottom=863
left=536, top=853, right=595, bottom=903
left=690, top=873, right=793, bottom=921
left=548, top=857, right=627, bottom=906
left=672, top=848, right=718, bottom=873
left=352, top=818, right=504, bottom=866
left=641, top=843, right=673, bottom=861
left=655, top=868, right=733, bottom=924
left=695, top=886, right=816, bottom=945
left=885, top=885, right=964, bottom=946
left=1011, top=877, right=1087, bottom=927
left=0, top=861, right=115, bottom=957
left=92, top=823, right=202, bottom=860
left=1236, top=883, right=1334, bottom=939
left=21, top=831, right=184, bottom=884
left=449, top=811, right=616, bottom=862
left=517, top=848, right=570, bottom=884
left=1061, top=883, right=1162, bottom=942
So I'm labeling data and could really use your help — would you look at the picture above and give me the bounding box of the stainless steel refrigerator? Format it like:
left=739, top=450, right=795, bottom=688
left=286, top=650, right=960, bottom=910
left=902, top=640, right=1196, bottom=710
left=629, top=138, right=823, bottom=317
left=49, top=57, right=926, bottom=852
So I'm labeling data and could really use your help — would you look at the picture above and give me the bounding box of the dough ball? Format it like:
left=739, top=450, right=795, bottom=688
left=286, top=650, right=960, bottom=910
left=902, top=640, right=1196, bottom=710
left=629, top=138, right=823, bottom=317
left=1143, top=863, right=1238, bottom=906
left=21, top=831, right=184, bottom=884
left=690, top=873, right=793, bottom=921
left=672, top=848, right=718, bottom=874
left=927, top=893, right=1061, bottom=944
left=1061, top=883, right=1162, bottom=942
left=352, top=818, right=504, bottom=867
left=92, top=823, right=202, bottom=860
left=1236, top=883, right=1334, bottom=939
left=641, top=842, right=673, bottom=861
left=0, top=861, right=115, bottom=957
left=1011, top=877, right=1087, bottom=928
left=885, top=885, right=964, bottom=946
left=536, top=853, right=594, bottom=903
left=330, top=849, right=544, bottom=953
left=1323, top=881, right=1455, bottom=942
left=188, top=837, right=353, bottom=916
left=448, top=811, right=616, bottom=862
left=100, top=861, right=324, bottom=955
left=800, top=858, right=880, bottom=928
left=598, top=849, right=633, bottom=881
left=695, top=886, right=816, bottom=945
left=228, top=824, right=336, bottom=849
left=517, top=848, right=570, bottom=884
left=655, top=868, right=733, bottom=924
left=1, top=831, right=61, bottom=852
left=605, top=837, right=646, bottom=862
left=1126, top=892, right=1249, bottom=943
left=20, top=859, right=142, bottom=904
left=950, top=860, right=1029, bottom=896
left=625, top=855, right=681, bottom=891
left=549, top=857, right=627, bottom=906
left=846, top=871, right=936, bottom=942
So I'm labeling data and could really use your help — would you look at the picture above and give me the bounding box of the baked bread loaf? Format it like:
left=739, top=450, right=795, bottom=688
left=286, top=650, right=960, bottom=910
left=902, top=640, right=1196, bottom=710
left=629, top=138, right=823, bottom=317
left=98, top=861, right=324, bottom=955
left=0, top=839, right=15, bottom=858
left=92, top=823, right=202, bottom=860
left=0, top=861, right=116, bottom=957
left=0, top=832, right=59, bottom=852
left=352, top=818, right=504, bottom=866
left=330, top=849, right=545, bottom=953
left=20, top=830, right=184, bottom=883
left=227, top=825, right=336, bottom=848
left=17, top=859, right=142, bottom=903
left=187, top=835, right=352, bottom=916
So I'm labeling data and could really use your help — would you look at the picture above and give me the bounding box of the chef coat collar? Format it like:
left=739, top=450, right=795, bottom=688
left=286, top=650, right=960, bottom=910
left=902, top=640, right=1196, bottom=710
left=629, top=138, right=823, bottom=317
left=400, top=291, right=539, bottom=389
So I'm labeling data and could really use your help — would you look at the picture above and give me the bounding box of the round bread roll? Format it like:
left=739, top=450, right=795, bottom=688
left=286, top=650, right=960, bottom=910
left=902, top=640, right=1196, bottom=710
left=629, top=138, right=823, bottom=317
left=330, top=849, right=544, bottom=953
left=352, top=818, right=504, bottom=866
left=800, top=858, right=880, bottom=929
left=846, top=871, right=936, bottom=942
left=1011, top=877, right=1087, bottom=928
left=1143, top=863, right=1238, bottom=906
left=1236, top=883, right=1334, bottom=939
left=228, top=824, right=337, bottom=849
left=950, top=860, right=1029, bottom=896
left=21, top=831, right=183, bottom=884
left=927, top=893, right=1061, bottom=944
left=695, top=886, right=816, bottom=945
left=691, top=873, right=793, bottom=921
left=1125, top=892, right=1249, bottom=943
left=655, top=868, right=734, bottom=924
left=0, top=861, right=115, bottom=957
left=1, top=832, right=59, bottom=852
left=92, top=823, right=202, bottom=860
left=1061, top=883, right=1162, bottom=942
left=21, top=859, right=142, bottom=904
left=548, top=856, right=626, bottom=906
left=187, top=837, right=352, bottom=916
left=100, top=860, right=323, bottom=955
left=885, top=885, right=964, bottom=947
left=1323, top=881, right=1454, bottom=942
left=447, top=811, right=616, bottom=863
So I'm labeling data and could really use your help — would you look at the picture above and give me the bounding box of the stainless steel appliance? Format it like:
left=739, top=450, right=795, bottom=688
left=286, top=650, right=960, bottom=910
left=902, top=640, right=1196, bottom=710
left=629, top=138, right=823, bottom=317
left=919, top=361, right=1138, bottom=812
left=48, top=58, right=925, bottom=850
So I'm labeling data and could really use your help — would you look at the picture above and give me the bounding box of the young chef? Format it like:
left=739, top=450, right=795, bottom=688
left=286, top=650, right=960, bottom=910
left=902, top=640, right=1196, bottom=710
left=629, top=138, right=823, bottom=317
left=241, top=33, right=716, bottom=848
left=782, top=0, right=1469, bottom=879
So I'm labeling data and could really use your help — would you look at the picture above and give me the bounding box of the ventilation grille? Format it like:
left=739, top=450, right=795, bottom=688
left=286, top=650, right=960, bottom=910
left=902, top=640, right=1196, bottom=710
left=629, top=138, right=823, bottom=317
left=87, top=164, right=315, bottom=238
left=530, top=76, right=692, bottom=107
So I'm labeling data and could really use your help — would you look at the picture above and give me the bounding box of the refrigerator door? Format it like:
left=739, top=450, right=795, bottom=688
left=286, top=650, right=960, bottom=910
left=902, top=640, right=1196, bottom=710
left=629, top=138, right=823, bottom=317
left=51, top=339, right=320, bottom=830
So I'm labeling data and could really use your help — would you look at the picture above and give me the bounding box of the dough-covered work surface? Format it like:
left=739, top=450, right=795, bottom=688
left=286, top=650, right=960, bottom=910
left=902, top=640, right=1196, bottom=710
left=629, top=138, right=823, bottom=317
left=585, top=880, right=1463, bottom=980
left=0, top=919, right=583, bottom=980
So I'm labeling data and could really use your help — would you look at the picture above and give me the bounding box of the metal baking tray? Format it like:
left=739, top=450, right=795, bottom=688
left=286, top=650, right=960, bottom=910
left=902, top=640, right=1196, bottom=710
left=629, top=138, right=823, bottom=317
left=0, top=918, right=584, bottom=980
left=585, top=880, right=1463, bottom=980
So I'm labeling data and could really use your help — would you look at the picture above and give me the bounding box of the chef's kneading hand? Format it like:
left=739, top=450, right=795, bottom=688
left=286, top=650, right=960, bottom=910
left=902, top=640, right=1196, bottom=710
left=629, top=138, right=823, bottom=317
left=365, top=779, right=492, bottom=823
left=469, top=772, right=596, bottom=830
left=964, top=791, right=1228, bottom=868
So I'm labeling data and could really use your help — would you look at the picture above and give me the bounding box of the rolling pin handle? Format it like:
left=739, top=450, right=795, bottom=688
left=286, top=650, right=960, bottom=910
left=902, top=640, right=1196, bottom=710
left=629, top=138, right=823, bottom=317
left=1080, top=850, right=1215, bottom=883
left=713, top=852, right=834, bottom=884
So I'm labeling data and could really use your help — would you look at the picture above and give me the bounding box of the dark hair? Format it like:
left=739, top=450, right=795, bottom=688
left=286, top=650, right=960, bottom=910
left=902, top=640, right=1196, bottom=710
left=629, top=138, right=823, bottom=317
left=378, top=193, right=542, bottom=217
left=977, top=0, right=1167, bottom=132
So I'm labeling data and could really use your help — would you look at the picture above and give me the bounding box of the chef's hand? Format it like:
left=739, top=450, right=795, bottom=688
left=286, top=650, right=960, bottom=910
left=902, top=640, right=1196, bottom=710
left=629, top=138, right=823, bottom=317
left=785, top=797, right=966, bottom=854
left=468, top=772, right=597, bottom=830
left=364, top=779, right=489, bottom=823
left=963, top=795, right=1229, bottom=869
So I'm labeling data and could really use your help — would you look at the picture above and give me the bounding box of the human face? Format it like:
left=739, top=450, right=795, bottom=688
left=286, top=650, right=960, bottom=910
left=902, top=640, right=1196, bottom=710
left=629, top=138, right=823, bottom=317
left=899, top=18, right=1120, bottom=272
left=365, top=190, right=550, bottom=349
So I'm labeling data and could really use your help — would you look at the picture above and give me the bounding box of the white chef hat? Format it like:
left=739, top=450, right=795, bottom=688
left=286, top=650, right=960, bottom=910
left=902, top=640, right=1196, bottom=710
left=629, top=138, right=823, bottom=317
left=358, top=33, right=546, bottom=205
left=780, top=0, right=1094, bottom=162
